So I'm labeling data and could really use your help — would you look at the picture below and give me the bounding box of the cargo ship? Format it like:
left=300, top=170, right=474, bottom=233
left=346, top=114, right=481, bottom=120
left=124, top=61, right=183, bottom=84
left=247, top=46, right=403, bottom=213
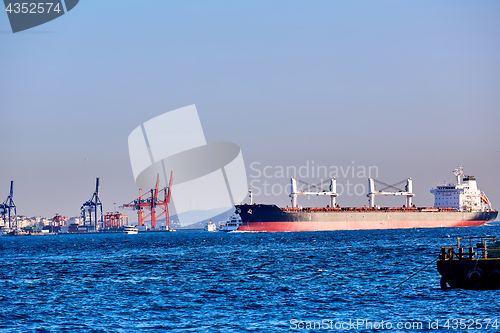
left=235, top=166, right=497, bottom=232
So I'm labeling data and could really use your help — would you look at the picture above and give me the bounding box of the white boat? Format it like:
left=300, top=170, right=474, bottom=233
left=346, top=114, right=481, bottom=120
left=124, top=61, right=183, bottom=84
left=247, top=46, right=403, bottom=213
left=204, top=220, right=217, bottom=232
left=123, top=225, right=138, bottom=234
left=219, top=213, right=242, bottom=232
left=0, top=226, right=9, bottom=236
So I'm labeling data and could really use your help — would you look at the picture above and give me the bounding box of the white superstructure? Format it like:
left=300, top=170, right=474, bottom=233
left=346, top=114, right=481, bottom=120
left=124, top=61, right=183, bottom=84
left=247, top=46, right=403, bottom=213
left=430, top=165, right=492, bottom=212
left=123, top=225, right=138, bottom=234
left=219, top=213, right=243, bottom=232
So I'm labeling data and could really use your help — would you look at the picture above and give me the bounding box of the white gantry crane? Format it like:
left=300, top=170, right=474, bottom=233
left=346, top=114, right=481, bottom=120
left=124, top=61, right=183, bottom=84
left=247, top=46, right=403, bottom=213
left=290, top=177, right=338, bottom=208
left=367, top=178, right=414, bottom=208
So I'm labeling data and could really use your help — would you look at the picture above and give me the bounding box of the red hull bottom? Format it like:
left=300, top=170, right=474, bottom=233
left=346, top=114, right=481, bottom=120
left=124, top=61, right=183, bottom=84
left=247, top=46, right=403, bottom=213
left=237, top=220, right=490, bottom=232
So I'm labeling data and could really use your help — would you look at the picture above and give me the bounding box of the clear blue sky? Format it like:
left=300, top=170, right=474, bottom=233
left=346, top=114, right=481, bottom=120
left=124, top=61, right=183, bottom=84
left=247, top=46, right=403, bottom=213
left=1, top=1, right=499, bottom=219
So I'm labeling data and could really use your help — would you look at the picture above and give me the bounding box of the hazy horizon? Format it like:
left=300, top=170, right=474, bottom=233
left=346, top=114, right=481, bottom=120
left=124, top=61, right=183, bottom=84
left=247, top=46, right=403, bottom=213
left=1, top=1, right=499, bottom=222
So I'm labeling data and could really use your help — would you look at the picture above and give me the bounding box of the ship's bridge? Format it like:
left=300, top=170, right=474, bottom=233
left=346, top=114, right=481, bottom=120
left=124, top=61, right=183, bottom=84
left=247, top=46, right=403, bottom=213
left=430, top=166, right=491, bottom=212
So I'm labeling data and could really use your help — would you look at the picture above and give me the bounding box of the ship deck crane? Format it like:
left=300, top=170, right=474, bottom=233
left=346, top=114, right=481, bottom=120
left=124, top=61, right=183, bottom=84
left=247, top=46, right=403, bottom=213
left=367, top=178, right=414, bottom=208
left=80, top=177, right=103, bottom=231
left=122, top=172, right=173, bottom=229
left=0, top=181, right=16, bottom=230
left=290, top=177, right=338, bottom=208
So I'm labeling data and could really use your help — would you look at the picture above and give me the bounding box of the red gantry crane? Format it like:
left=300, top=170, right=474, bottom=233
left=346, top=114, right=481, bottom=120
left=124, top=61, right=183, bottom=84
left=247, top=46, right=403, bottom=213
left=104, top=212, right=129, bottom=229
left=122, top=172, right=173, bottom=230
left=52, top=214, right=68, bottom=227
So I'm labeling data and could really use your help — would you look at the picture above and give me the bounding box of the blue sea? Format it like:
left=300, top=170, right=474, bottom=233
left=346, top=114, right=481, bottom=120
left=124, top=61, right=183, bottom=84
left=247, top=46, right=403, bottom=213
left=1, top=224, right=500, bottom=332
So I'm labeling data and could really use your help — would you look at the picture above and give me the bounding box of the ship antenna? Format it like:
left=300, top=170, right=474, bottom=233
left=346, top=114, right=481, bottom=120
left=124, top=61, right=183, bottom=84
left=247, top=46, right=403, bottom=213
left=453, top=165, right=464, bottom=185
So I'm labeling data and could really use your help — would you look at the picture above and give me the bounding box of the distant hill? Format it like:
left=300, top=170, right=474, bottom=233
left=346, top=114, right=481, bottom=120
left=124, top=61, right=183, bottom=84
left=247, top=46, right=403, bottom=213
left=175, top=208, right=237, bottom=229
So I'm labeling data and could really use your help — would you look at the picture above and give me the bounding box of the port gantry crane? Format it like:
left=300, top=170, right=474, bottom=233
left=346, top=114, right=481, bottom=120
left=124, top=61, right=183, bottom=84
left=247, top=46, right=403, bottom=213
left=104, top=212, right=129, bottom=229
left=0, top=181, right=16, bottom=230
left=52, top=214, right=68, bottom=227
left=80, top=177, right=103, bottom=231
left=122, top=172, right=173, bottom=230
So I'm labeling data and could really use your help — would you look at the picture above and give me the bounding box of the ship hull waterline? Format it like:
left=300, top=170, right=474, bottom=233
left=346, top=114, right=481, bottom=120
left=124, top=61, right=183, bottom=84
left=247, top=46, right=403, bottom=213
left=237, top=220, right=490, bottom=232
left=235, top=205, right=498, bottom=232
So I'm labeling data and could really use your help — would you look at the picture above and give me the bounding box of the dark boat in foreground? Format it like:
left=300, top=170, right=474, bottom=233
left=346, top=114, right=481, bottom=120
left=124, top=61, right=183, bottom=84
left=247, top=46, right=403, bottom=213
left=438, top=236, right=500, bottom=290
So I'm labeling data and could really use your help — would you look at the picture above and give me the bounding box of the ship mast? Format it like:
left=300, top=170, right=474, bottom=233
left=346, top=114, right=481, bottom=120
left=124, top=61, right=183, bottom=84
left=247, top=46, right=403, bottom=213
left=453, top=165, right=464, bottom=185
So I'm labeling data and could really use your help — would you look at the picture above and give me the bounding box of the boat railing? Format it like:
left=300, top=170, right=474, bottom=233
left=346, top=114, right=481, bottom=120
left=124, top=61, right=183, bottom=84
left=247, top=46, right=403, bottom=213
left=439, top=236, right=500, bottom=260
left=281, top=206, right=459, bottom=213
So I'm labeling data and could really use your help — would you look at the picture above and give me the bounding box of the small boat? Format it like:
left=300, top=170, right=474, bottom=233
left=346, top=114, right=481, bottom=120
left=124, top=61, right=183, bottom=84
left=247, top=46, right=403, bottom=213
left=219, top=213, right=243, bottom=232
left=6, top=229, right=28, bottom=236
left=123, top=225, right=138, bottom=234
left=0, top=226, right=9, bottom=236
left=438, top=236, right=500, bottom=290
left=204, top=220, right=217, bottom=232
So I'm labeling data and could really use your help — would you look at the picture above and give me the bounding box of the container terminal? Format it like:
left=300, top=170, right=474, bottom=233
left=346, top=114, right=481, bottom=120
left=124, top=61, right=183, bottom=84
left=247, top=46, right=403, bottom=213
left=0, top=172, right=176, bottom=236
